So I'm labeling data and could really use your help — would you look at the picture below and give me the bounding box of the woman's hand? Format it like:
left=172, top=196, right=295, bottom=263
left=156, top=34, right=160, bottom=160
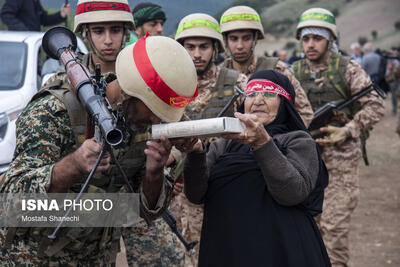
left=223, top=112, right=271, bottom=150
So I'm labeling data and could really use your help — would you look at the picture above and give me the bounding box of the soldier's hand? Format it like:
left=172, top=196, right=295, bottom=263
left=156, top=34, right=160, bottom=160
left=145, top=136, right=172, bottom=180
left=173, top=182, right=183, bottom=196
left=171, top=137, right=202, bottom=153
left=72, top=138, right=110, bottom=174
left=316, top=125, right=350, bottom=146
left=60, top=3, right=71, bottom=18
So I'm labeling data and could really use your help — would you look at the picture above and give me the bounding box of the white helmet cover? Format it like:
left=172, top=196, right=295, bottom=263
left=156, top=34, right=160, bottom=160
left=296, top=8, right=337, bottom=40
left=220, top=6, right=264, bottom=39
left=116, top=35, right=198, bottom=122
left=74, top=0, right=134, bottom=33
left=175, top=13, right=224, bottom=52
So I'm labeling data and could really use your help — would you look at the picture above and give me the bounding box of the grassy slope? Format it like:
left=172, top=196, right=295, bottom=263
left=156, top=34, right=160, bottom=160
left=1, top=0, right=398, bottom=51
left=256, top=0, right=400, bottom=56
left=337, top=0, right=400, bottom=51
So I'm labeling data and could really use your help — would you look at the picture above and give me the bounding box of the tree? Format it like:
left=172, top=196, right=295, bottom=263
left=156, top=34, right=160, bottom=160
left=371, top=30, right=378, bottom=40
left=284, top=41, right=296, bottom=50
left=358, top=36, right=368, bottom=46
left=395, top=20, right=400, bottom=31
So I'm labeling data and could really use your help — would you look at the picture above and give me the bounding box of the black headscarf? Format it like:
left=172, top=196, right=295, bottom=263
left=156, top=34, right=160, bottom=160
left=198, top=70, right=331, bottom=267
left=239, top=69, right=308, bottom=136
left=242, top=70, right=329, bottom=216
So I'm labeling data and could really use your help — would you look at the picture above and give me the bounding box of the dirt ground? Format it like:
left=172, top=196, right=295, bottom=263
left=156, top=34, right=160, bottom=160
left=117, top=98, right=400, bottom=267
left=348, top=97, right=400, bottom=267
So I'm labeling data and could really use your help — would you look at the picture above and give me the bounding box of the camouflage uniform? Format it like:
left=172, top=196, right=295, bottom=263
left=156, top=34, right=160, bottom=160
left=293, top=56, right=385, bottom=267
left=386, top=64, right=400, bottom=135
left=224, top=55, right=314, bottom=127
left=123, top=219, right=185, bottom=267
left=169, top=63, right=247, bottom=267
left=0, top=52, right=174, bottom=266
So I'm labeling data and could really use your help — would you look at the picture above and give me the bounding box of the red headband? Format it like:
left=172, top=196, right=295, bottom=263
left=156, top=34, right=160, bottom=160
left=76, top=1, right=131, bottom=15
left=246, top=79, right=293, bottom=103
left=132, top=33, right=198, bottom=108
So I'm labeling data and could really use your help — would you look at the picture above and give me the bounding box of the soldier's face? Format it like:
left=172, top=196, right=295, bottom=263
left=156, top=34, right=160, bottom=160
left=301, top=34, right=329, bottom=62
left=226, top=30, right=254, bottom=63
left=88, top=22, right=124, bottom=61
left=124, top=98, right=161, bottom=131
left=136, top=19, right=164, bottom=37
left=183, top=37, right=214, bottom=73
left=244, top=92, right=281, bottom=125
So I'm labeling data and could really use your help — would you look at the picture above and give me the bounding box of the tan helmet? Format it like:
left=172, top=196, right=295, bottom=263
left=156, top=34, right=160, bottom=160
left=74, top=0, right=134, bottom=33
left=220, top=6, right=264, bottom=40
left=296, top=8, right=337, bottom=40
left=175, top=13, right=224, bottom=52
left=116, top=35, right=198, bottom=122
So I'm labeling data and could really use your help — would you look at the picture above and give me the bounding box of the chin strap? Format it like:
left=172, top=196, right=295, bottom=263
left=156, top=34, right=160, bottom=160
left=82, top=24, right=130, bottom=63
left=198, top=41, right=219, bottom=76
left=224, top=31, right=258, bottom=63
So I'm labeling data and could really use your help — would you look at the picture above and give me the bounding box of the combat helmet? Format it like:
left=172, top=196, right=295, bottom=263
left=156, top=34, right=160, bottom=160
left=296, top=8, right=337, bottom=40
left=74, top=0, right=134, bottom=33
left=116, top=35, right=198, bottom=122
left=220, top=6, right=264, bottom=40
left=175, top=13, right=224, bottom=52
left=74, top=0, right=135, bottom=62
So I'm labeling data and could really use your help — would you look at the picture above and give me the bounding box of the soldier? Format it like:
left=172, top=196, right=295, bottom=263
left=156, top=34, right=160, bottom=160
left=122, top=3, right=186, bottom=267
left=291, top=8, right=385, bottom=267
left=171, top=13, right=247, bottom=267
left=126, top=2, right=166, bottom=45
left=0, top=0, right=198, bottom=265
left=386, top=61, right=400, bottom=135
left=220, top=5, right=314, bottom=126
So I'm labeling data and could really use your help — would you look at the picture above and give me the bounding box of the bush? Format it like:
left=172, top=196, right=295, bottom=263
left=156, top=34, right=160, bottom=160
left=284, top=41, right=296, bottom=50
left=332, top=8, right=339, bottom=17
left=395, top=20, right=400, bottom=31
left=358, top=36, right=368, bottom=46
left=371, top=30, right=378, bottom=40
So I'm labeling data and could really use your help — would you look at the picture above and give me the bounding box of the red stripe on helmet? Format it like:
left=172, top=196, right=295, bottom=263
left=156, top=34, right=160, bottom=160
left=132, top=33, right=198, bottom=109
left=76, top=1, right=131, bottom=15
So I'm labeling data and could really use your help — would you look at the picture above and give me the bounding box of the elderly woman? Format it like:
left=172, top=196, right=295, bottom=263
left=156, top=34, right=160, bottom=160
left=183, top=70, right=331, bottom=267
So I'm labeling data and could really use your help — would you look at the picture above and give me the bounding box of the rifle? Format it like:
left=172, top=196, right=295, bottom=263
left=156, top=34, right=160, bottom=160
left=216, top=86, right=245, bottom=117
left=42, top=27, right=129, bottom=238
left=42, top=27, right=197, bottom=250
left=308, top=83, right=386, bottom=166
left=308, top=83, right=386, bottom=132
left=42, top=27, right=123, bottom=147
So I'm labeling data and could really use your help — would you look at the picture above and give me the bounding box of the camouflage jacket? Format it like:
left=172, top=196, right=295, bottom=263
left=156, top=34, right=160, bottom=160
left=0, top=52, right=172, bottom=220
left=297, top=56, right=385, bottom=139
left=224, top=55, right=314, bottom=127
left=186, top=63, right=247, bottom=115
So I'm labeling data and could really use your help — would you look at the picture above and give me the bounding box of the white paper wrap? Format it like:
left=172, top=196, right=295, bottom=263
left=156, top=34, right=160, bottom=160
left=151, top=117, right=244, bottom=139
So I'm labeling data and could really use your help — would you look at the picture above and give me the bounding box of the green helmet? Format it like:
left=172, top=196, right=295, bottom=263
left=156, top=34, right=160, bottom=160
left=296, top=8, right=337, bottom=40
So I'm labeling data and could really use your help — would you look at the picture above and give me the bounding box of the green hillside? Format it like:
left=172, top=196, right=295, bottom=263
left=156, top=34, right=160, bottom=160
left=1, top=0, right=399, bottom=51
left=247, top=0, right=400, bottom=54
left=260, top=0, right=345, bottom=37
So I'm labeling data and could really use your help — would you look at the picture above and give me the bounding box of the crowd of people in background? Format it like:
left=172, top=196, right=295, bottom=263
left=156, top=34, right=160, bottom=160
left=0, top=1, right=398, bottom=267
left=268, top=42, right=400, bottom=125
